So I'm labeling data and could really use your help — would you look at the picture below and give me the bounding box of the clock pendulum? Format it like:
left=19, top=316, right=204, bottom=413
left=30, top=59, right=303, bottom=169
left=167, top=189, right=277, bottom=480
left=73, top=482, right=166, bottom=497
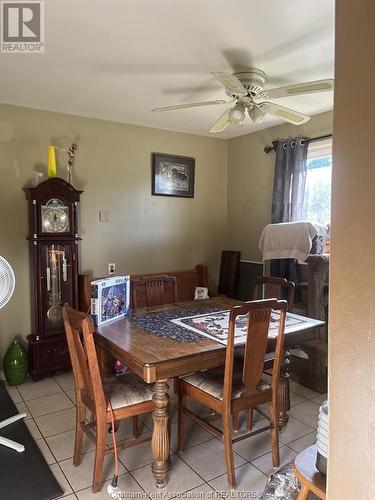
left=46, top=245, right=67, bottom=325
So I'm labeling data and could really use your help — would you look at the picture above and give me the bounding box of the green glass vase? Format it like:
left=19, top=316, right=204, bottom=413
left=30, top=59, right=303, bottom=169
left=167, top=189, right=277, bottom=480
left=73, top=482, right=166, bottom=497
left=3, top=340, right=29, bottom=385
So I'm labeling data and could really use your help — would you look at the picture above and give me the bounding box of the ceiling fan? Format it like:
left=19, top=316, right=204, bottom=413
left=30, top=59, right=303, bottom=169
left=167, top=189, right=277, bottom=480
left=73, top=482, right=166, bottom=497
left=152, top=68, right=334, bottom=133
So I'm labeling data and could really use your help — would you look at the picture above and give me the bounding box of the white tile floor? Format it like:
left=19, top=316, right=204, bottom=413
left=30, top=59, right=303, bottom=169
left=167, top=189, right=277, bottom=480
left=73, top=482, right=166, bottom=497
left=5, top=374, right=326, bottom=499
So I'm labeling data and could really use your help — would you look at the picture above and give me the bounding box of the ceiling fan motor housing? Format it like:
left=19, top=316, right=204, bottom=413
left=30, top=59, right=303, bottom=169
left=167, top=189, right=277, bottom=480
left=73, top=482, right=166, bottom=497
left=228, top=68, right=266, bottom=97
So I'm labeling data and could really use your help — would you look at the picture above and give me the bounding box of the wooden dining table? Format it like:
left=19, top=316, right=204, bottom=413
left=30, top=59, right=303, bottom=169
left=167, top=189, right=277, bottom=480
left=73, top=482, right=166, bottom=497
left=94, top=296, right=324, bottom=488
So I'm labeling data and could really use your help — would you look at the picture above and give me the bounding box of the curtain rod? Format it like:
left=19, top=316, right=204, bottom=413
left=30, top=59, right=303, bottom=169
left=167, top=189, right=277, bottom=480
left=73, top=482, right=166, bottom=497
left=264, top=133, right=332, bottom=153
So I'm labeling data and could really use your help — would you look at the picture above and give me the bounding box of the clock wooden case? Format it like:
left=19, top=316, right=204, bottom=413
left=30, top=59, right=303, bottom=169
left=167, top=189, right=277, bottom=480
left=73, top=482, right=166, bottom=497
left=24, top=177, right=83, bottom=380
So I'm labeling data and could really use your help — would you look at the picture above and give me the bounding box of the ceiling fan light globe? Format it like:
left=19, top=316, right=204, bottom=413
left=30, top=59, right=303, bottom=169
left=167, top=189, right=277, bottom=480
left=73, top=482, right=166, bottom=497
left=229, top=104, right=245, bottom=125
left=249, top=106, right=265, bottom=123
left=230, top=109, right=243, bottom=122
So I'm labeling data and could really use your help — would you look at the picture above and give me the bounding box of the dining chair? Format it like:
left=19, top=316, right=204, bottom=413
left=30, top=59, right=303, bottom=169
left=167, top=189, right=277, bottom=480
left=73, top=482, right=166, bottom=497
left=233, top=276, right=294, bottom=431
left=177, top=299, right=287, bottom=488
left=63, top=305, right=158, bottom=493
left=254, top=276, right=295, bottom=312
left=131, top=275, right=178, bottom=311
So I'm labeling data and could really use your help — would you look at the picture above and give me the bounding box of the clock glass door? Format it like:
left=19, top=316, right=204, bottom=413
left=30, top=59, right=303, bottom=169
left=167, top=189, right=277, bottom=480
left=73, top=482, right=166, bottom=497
left=40, top=243, right=74, bottom=335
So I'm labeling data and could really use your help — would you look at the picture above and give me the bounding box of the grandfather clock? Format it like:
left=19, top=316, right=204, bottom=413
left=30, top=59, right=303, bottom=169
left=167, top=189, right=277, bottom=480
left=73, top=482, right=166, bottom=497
left=24, top=178, right=83, bottom=380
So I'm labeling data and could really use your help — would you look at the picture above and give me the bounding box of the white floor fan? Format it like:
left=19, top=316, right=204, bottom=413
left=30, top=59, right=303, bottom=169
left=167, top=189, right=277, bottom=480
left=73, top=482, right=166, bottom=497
left=0, top=256, right=26, bottom=452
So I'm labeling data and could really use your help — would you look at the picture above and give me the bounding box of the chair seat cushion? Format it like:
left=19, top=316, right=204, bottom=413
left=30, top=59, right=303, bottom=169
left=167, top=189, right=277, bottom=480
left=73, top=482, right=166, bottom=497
left=182, top=367, right=270, bottom=400
left=103, top=372, right=154, bottom=409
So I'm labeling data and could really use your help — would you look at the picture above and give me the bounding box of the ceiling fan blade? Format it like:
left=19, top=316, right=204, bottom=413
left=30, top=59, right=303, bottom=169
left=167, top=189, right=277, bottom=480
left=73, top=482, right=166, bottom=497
left=260, top=102, right=311, bottom=125
left=212, top=72, right=247, bottom=96
left=152, top=99, right=226, bottom=112
left=262, top=79, right=334, bottom=99
left=209, top=109, right=231, bottom=133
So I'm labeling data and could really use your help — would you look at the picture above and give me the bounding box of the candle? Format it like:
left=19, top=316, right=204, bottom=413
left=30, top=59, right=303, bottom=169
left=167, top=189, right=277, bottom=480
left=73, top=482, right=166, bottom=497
left=48, top=146, right=57, bottom=177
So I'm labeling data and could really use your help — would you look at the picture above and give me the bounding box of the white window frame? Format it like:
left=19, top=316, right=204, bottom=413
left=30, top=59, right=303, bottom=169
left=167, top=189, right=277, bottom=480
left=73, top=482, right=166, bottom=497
left=302, top=138, right=332, bottom=225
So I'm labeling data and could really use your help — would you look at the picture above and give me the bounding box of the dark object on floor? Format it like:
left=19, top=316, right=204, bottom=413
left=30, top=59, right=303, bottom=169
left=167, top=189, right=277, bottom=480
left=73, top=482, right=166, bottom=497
left=0, top=381, right=63, bottom=500
left=237, top=261, right=264, bottom=300
left=218, top=250, right=241, bottom=298
left=261, top=462, right=300, bottom=499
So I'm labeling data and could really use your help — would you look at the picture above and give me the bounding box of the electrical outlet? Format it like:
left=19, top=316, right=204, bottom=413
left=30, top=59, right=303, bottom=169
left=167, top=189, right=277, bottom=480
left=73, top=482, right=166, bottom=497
left=108, top=263, right=116, bottom=275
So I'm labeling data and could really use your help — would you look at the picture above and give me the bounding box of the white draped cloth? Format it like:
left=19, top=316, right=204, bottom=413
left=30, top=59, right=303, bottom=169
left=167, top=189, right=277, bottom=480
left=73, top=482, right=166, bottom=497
left=259, top=222, right=329, bottom=263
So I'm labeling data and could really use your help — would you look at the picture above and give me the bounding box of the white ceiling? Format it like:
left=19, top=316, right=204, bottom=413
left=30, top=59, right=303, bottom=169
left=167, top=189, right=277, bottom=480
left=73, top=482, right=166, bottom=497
left=0, top=0, right=335, bottom=138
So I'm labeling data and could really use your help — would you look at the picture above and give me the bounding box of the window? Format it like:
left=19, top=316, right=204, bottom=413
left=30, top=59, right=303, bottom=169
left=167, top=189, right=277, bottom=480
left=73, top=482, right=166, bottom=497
left=302, top=138, right=332, bottom=225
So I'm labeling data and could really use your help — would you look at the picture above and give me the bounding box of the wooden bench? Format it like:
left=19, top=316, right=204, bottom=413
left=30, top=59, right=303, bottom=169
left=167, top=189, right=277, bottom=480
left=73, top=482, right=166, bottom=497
left=78, top=264, right=209, bottom=312
left=130, top=264, right=208, bottom=307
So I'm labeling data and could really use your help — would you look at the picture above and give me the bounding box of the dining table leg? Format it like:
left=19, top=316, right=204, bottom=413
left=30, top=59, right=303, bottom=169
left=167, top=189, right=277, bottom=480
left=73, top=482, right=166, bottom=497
left=151, top=379, right=170, bottom=488
left=278, top=349, right=291, bottom=428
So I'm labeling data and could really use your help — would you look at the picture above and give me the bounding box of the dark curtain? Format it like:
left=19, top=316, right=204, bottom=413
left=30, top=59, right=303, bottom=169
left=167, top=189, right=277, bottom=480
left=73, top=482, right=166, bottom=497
left=270, top=137, right=309, bottom=297
left=272, top=138, right=309, bottom=223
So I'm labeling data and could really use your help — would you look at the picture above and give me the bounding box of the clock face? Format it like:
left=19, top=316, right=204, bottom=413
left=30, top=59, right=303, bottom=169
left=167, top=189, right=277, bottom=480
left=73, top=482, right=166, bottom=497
left=41, top=198, right=70, bottom=233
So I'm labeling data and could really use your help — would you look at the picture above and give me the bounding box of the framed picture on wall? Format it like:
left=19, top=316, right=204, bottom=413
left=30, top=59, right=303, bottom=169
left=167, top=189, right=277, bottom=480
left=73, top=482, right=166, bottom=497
left=152, top=153, right=195, bottom=198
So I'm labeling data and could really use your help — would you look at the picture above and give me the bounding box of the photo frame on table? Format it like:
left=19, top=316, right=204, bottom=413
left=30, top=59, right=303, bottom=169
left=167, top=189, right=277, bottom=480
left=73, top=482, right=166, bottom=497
left=152, top=153, right=195, bottom=198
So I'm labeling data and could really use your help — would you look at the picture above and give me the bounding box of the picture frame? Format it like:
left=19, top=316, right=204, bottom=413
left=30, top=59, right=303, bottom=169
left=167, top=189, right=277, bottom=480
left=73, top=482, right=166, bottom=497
left=152, top=153, right=195, bottom=198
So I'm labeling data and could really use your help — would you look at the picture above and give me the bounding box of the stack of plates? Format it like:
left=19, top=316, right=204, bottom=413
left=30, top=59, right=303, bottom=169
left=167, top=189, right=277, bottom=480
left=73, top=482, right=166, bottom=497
left=316, top=400, right=328, bottom=475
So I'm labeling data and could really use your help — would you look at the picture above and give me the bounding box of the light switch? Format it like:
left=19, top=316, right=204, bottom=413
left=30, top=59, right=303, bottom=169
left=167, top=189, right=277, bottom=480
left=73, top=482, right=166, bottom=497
left=99, top=210, right=110, bottom=222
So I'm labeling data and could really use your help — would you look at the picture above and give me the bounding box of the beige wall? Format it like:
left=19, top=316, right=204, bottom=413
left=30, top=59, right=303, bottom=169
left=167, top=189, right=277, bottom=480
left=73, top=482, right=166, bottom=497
left=227, top=111, right=333, bottom=261
left=328, top=1, right=375, bottom=497
left=0, top=103, right=335, bottom=361
left=0, top=104, right=228, bottom=360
